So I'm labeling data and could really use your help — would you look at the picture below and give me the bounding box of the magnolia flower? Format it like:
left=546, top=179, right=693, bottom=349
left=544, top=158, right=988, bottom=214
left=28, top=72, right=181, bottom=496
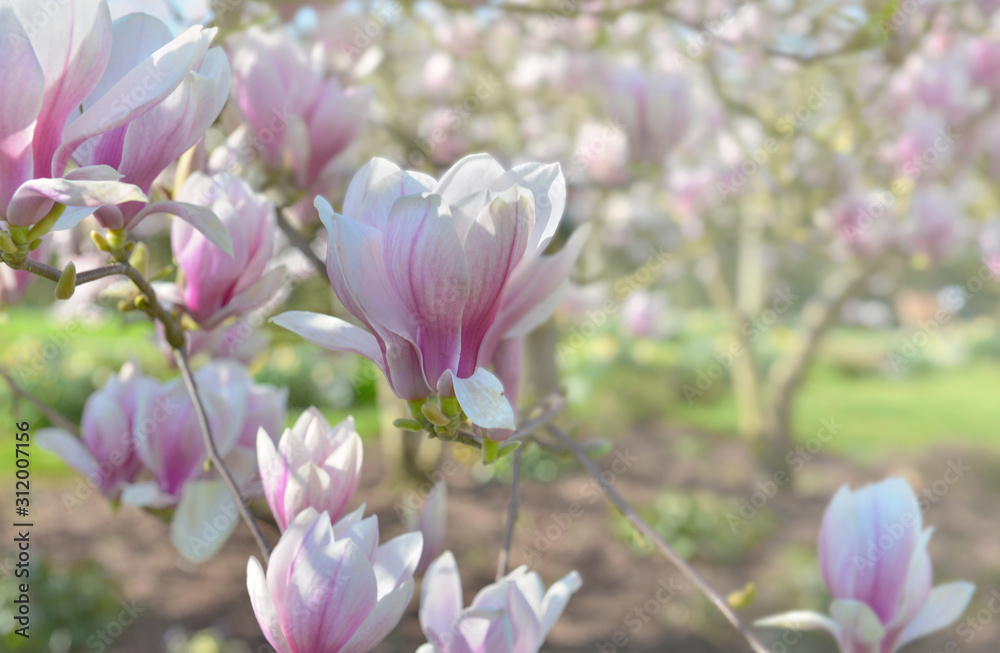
left=257, top=408, right=363, bottom=531
left=229, top=26, right=371, bottom=191
left=171, top=172, right=284, bottom=328
left=979, top=218, right=1000, bottom=277
left=0, top=0, right=231, bottom=255
left=756, top=478, right=974, bottom=653
left=406, top=481, right=448, bottom=575
left=0, top=0, right=146, bottom=228
left=247, top=507, right=422, bottom=653
left=417, top=551, right=581, bottom=653
left=37, top=362, right=157, bottom=497
left=42, top=359, right=289, bottom=562
left=604, top=67, right=690, bottom=164
left=74, top=12, right=231, bottom=237
left=902, top=186, right=961, bottom=263
left=969, top=39, right=1000, bottom=90
left=273, top=155, right=590, bottom=435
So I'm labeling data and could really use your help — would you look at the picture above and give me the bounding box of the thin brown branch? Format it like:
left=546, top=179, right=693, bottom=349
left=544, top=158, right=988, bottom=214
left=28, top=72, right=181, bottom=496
left=174, top=348, right=271, bottom=564
left=496, top=445, right=523, bottom=580
left=276, top=208, right=326, bottom=278
left=547, top=424, right=770, bottom=653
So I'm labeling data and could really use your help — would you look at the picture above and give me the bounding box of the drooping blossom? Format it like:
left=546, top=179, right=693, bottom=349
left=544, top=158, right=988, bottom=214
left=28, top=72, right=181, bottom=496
left=247, top=507, right=422, bottom=653
left=37, top=361, right=157, bottom=497
left=406, top=481, right=448, bottom=575
left=417, top=551, right=582, bottom=653
left=170, top=172, right=284, bottom=327
left=257, top=408, right=363, bottom=531
left=273, top=154, right=590, bottom=436
left=40, top=359, right=286, bottom=561
left=229, top=26, right=371, bottom=192
left=756, top=478, right=974, bottom=653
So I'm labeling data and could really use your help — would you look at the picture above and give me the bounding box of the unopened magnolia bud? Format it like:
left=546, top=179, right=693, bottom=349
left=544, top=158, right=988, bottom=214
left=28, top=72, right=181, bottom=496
left=54, top=262, right=77, bottom=300
left=0, top=230, right=17, bottom=254
left=727, top=583, right=756, bottom=609
left=134, top=295, right=150, bottom=311
left=29, top=238, right=43, bottom=251
left=393, top=418, right=425, bottom=432
left=117, top=299, right=136, bottom=312
left=91, top=230, right=111, bottom=252
left=421, top=402, right=451, bottom=426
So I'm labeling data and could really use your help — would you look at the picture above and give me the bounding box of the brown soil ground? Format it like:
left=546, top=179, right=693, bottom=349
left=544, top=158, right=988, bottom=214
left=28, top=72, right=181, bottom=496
left=5, top=422, right=999, bottom=653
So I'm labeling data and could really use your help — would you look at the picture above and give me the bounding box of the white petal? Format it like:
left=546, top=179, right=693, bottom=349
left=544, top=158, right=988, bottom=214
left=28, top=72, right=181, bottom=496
left=247, top=556, right=292, bottom=653
left=451, top=368, right=516, bottom=430
left=894, top=582, right=976, bottom=651
left=170, top=480, right=240, bottom=563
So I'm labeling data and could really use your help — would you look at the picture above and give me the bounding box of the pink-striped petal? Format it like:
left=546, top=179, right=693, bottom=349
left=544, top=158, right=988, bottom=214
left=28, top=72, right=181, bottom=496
left=383, top=194, right=469, bottom=385
left=0, top=7, right=44, bottom=210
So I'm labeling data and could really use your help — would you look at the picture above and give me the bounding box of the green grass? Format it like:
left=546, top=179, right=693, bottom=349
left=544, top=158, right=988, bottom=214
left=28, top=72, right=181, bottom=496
left=671, top=362, right=1000, bottom=460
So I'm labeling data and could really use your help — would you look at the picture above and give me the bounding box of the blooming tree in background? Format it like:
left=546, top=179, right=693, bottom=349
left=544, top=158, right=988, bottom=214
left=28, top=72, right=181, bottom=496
left=0, top=0, right=990, bottom=650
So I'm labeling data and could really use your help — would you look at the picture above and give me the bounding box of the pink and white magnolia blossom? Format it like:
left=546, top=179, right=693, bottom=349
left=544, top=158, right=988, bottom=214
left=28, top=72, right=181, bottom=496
left=406, top=480, right=448, bottom=575
left=417, top=551, right=581, bottom=653
left=37, top=361, right=156, bottom=497
left=0, top=0, right=232, bottom=254
left=273, top=154, right=590, bottom=435
left=229, top=26, right=371, bottom=191
left=72, top=11, right=231, bottom=239
left=247, top=507, right=422, bottom=653
left=0, top=0, right=147, bottom=229
left=43, top=359, right=287, bottom=561
left=170, top=172, right=284, bottom=327
left=756, top=478, right=974, bottom=653
left=604, top=67, right=690, bottom=164
left=257, top=408, right=363, bottom=531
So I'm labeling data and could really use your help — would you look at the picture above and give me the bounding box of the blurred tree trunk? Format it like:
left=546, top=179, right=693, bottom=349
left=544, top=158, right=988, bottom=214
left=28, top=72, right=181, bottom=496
left=377, top=374, right=436, bottom=489
left=760, top=260, right=875, bottom=471
left=524, top=318, right=562, bottom=405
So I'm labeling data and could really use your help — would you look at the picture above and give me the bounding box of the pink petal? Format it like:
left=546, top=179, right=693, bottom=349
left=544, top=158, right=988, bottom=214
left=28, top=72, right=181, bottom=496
left=478, top=224, right=590, bottom=366
left=54, top=24, right=217, bottom=176
left=458, top=187, right=534, bottom=377
left=382, top=194, right=469, bottom=385
left=133, top=199, right=233, bottom=255
left=6, top=168, right=146, bottom=227
left=893, top=582, right=976, bottom=651
left=489, top=162, right=566, bottom=259
left=0, top=7, right=44, bottom=210
left=270, top=311, right=384, bottom=370
left=247, top=557, right=292, bottom=653
left=420, top=551, right=464, bottom=647
left=72, top=13, right=173, bottom=169
left=341, top=578, right=415, bottom=653
left=13, top=0, right=111, bottom=177
left=117, top=47, right=230, bottom=193
left=433, top=153, right=506, bottom=241
left=284, top=524, right=377, bottom=652
left=170, top=480, right=238, bottom=562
